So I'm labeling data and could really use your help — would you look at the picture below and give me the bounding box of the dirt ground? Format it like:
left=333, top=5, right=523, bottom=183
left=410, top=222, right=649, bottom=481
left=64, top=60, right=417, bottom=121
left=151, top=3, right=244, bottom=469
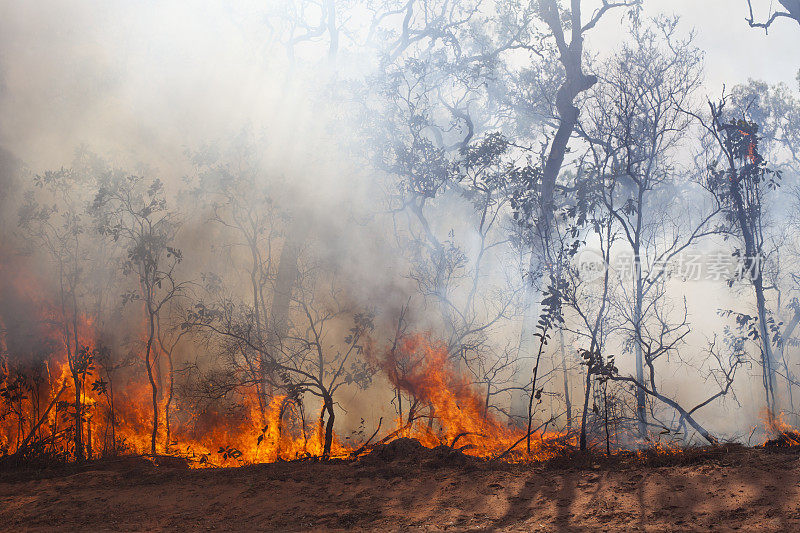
left=3, top=442, right=800, bottom=532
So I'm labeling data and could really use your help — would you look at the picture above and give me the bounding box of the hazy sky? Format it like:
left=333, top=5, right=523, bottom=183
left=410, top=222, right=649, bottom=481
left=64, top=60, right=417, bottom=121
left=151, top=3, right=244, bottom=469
left=627, top=0, right=799, bottom=89
left=0, top=0, right=797, bottom=171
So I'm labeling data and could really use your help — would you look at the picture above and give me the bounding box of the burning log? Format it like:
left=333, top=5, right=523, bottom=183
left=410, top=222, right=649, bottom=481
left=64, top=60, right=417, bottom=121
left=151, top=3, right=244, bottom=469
left=361, top=437, right=475, bottom=467
left=14, top=381, right=68, bottom=455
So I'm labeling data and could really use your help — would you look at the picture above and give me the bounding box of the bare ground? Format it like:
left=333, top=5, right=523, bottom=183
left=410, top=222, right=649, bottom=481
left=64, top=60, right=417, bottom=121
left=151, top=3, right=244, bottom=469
left=2, top=443, right=800, bottom=532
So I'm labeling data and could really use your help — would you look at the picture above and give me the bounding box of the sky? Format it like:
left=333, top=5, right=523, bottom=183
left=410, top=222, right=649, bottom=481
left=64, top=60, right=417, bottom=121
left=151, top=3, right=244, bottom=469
left=628, top=0, right=799, bottom=89
left=0, top=0, right=797, bottom=171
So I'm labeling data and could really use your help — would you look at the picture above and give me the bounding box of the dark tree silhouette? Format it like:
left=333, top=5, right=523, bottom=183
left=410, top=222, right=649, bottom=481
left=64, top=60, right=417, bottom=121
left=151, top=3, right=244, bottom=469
left=747, top=0, right=800, bottom=30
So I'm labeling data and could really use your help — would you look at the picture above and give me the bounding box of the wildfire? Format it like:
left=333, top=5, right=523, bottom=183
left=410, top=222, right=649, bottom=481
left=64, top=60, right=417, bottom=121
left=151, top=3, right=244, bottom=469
left=1, top=264, right=567, bottom=467
left=371, top=333, right=569, bottom=461
left=762, top=410, right=800, bottom=447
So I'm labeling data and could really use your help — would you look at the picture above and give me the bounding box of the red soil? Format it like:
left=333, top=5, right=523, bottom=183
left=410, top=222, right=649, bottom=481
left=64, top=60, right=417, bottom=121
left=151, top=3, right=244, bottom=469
left=2, top=443, right=800, bottom=531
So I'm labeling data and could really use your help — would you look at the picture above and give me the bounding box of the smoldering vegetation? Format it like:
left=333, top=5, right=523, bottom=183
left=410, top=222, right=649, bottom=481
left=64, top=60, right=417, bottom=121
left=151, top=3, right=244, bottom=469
left=1, top=0, right=800, bottom=469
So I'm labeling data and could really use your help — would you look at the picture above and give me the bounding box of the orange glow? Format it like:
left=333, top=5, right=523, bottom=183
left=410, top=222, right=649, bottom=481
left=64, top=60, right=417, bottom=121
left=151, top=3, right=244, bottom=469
left=1, top=264, right=568, bottom=466
left=762, top=410, right=800, bottom=446
left=372, top=333, right=569, bottom=462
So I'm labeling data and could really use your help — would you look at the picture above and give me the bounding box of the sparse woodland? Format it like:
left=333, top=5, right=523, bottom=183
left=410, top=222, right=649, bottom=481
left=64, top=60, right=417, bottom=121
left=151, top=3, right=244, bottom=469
left=3, top=0, right=800, bottom=471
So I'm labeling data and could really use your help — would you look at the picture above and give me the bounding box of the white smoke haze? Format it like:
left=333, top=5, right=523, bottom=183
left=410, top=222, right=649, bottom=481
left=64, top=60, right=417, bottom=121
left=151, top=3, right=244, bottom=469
left=1, top=0, right=800, bottom=464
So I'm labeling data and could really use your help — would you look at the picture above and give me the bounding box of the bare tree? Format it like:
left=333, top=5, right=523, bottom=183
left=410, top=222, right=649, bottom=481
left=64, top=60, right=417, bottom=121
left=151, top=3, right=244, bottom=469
left=185, top=282, right=375, bottom=460
left=577, top=15, right=724, bottom=439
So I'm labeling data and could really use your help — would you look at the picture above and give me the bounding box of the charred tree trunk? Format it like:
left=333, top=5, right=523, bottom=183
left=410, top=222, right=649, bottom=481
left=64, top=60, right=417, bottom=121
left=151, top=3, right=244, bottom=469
left=248, top=236, right=268, bottom=423
left=322, top=394, right=335, bottom=460
left=70, top=267, right=85, bottom=464
left=268, top=222, right=309, bottom=399
left=59, top=260, right=83, bottom=463
left=603, top=381, right=611, bottom=456
left=526, top=332, right=548, bottom=454
left=754, top=276, right=778, bottom=417
left=633, top=247, right=647, bottom=438
left=72, top=366, right=83, bottom=462
left=538, top=0, right=600, bottom=233
left=579, top=364, right=592, bottom=451
left=396, top=388, right=403, bottom=427
left=86, top=415, right=92, bottom=461
left=107, top=369, right=116, bottom=455
left=559, top=328, right=572, bottom=431
left=270, top=224, right=308, bottom=343
left=728, top=159, right=778, bottom=418
left=164, top=348, right=174, bottom=453
left=144, top=297, right=159, bottom=457
left=515, top=0, right=603, bottom=418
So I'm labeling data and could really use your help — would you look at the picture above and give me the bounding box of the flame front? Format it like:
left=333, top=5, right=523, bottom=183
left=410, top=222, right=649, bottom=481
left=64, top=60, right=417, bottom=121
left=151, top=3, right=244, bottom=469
left=1, top=266, right=566, bottom=466
left=373, top=334, right=568, bottom=461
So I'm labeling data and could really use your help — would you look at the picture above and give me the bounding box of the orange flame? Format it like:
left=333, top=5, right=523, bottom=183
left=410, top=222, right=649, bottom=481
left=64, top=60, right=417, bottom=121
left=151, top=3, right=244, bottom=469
left=373, top=333, right=569, bottom=461
left=762, top=410, right=800, bottom=447
left=1, top=261, right=567, bottom=466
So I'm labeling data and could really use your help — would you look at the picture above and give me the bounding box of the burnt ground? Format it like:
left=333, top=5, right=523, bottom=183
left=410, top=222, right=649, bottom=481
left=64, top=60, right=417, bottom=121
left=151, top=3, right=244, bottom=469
left=2, top=441, right=800, bottom=532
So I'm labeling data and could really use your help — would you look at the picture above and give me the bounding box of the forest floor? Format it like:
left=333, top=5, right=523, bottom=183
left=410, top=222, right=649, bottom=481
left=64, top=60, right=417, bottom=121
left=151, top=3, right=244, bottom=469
left=2, top=440, right=800, bottom=532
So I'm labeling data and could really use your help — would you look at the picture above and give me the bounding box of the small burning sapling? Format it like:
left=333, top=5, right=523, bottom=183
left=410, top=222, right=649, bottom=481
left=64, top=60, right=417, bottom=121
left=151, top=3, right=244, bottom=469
left=89, top=343, right=130, bottom=456
left=74, top=344, right=96, bottom=459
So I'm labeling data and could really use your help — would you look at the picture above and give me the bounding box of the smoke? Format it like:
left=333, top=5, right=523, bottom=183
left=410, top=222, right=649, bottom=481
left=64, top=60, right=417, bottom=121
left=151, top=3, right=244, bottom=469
left=0, top=0, right=440, bottom=449
left=1, top=0, right=799, bottom=457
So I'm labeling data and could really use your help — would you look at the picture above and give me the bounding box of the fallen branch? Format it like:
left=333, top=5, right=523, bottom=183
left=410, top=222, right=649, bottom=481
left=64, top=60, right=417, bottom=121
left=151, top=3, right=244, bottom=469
left=491, top=415, right=559, bottom=463
left=15, top=381, right=68, bottom=453
left=364, top=419, right=417, bottom=449
left=349, top=417, right=383, bottom=458
left=611, top=376, right=719, bottom=445
left=450, top=431, right=485, bottom=449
